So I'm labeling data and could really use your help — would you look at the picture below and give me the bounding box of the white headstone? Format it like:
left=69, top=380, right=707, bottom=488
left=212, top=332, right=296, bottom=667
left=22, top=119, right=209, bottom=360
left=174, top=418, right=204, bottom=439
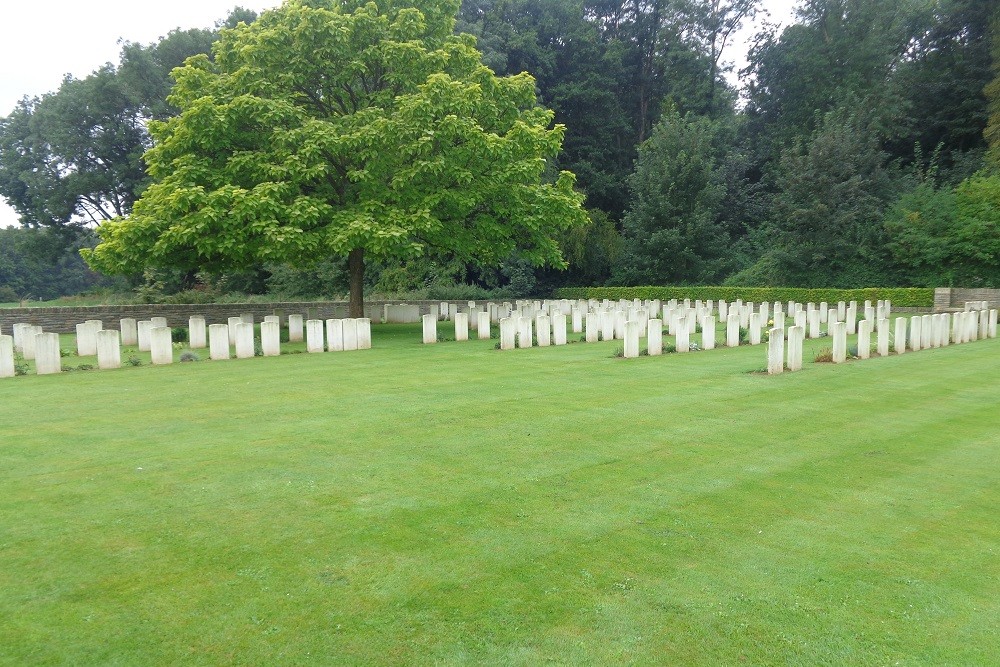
left=894, top=317, right=907, bottom=354
left=478, top=311, right=491, bottom=340
left=234, top=322, right=255, bottom=359
left=189, top=316, right=207, bottom=349
left=326, top=319, right=344, bottom=351
left=0, top=334, right=14, bottom=378
left=701, top=316, right=715, bottom=350
left=34, top=332, right=62, bottom=375
left=571, top=308, right=583, bottom=334
left=517, top=316, right=533, bottom=348
left=260, top=321, right=280, bottom=357
left=209, top=324, right=230, bottom=360
left=767, top=328, right=784, bottom=374
left=536, top=315, right=551, bottom=346
left=240, top=313, right=254, bottom=325
left=96, top=329, right=122, bottom=369
left=76, top=322, right=99, bottom=356
left=726, top=313, right=740, bottom=347
left=499, top=317, right=516, bottom=350
left=585, top=312, right=598, bottom=343
left=808, top=308, right=820, bottom=339
left=910, top=317, right=922, bottom=351
left=423, top=314, right=437, bottom=344
left=749, top=313, right=762, bottom=345
left=306, top=319, right=325, bottom=353
left=137, top=320, right=154, bottom=352
left=455, top=313, right=469, bottom=342
left=787, top=325, right=804, bottom=371
left=647, top=319, right=663, bottom=355
left=227, top=316, right=242, bottom=346
left=357, top=318, right=372, bottom=349
left=120, top=318, right=138, bottom=346
left=150, top=327, right=173, bottom=365
left=920, top=314, right=932, bottom=349
left=288, top=314, right=304, bottom=342
left=342, top=318, right=359, bottom=351
left=831, top=321, right=847, bottom=363
left=857, top=319, right=871, bottom=360
left=151, top=317, right=168, bottom=329
left=552, top=312, right=567, bottom=345
left=877, top=318, right=889, bottom=357
left=623, top=320, right=639, bottom=358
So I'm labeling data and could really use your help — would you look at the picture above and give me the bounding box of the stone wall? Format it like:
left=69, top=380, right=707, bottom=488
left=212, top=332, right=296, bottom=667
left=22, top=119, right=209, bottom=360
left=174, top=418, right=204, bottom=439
left=0, top=300, right=451, bottom=333
left=934, top=287, right=1000, bottom=311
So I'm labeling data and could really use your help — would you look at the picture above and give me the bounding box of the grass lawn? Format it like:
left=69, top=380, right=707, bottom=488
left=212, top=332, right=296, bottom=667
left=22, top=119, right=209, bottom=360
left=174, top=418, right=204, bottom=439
left=1, top=322, right=997, bottom=665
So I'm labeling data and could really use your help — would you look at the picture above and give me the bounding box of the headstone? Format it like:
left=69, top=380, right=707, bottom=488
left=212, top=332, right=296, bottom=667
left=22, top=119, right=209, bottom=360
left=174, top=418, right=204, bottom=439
left=857, top=319, right=871, bottom=360
left=571, top=308, right=583, bottom=334
left=342, top=318, right=359, bottom=351
left=517, top=316, right=533, bottom=348
left=264, top=315, right=280, bottom=325
left=767, top=328, right=784, bottom=374
left=357, top=319, right=372, bottom=349
left=455, top=313, right=469, bottom=342
left=808, top=308, right=820, bottom=339
left=96, top=329, right=121, bottom=369
left=787, top=325, right=804, bottom=371
left=647, top=319, right=663, bottom=355
left=837, top=301, right=846, bottom=321
left=718, top=300, right=728, bottom=322
left=423, top=314, right=437, bottom=344
left=614, top=310, right=626, bottom=340
left=623, top=320, right=639, bottom=358
left=600, top=310, right=614, bottom=342
left=701, top=316, right=716, bottom=350
left=749, top=313, right=762, bottom=345
left=585, top=312, right=598, bottom=343
left=877, top=318, right=889, bottom=357
left=478, top=311, right=492, bottom=340
left=831, top=321, right=847, bottom=363
left=920, top=314, right=932, bottom=349
left=894, top=317, right=907, bottom=354
left=536, top=315, right=551, bottom=346
left=137, top=320, right=154, bottom=352
left=234, top=322, right=255, bottom=359
left=979, top=309, right=990, bottom=339
left=989, top=309, right=998, bottom=339
left=261, top=321, right=280, bottom=357
left=188, top=316, right=207, bottom=349
left=326, top=319, right=344, bottom=351
left=150, top=327, right=173, bottom=365
left=288, top=314, right=304, bottom=342
left=552, top=312, right=567, bottom=345
left=845, top=303, right=857, bottom=335
left=151, top=317, right=168, bottom=329
left=499, top=317, right=516, bottom=350
left=209, top=324, right=230, bottom=360
left=951, top=312, right=962, bottom=344
left=726, top=313, right=740, bottom=347
left=676, top=317, right=690, bottom=352
left=0, top=334, right=14, bottom=378
left=909, top=316, right=922, bottom=351
left=34, top=332, right=62, bottom=375
left=938, top=314, right=950, bottom=347
left=819, top=302, right=829, bottom=324
left=76, top=322, right=99, bottom=356
left=306, top=319, right=325, bottom=353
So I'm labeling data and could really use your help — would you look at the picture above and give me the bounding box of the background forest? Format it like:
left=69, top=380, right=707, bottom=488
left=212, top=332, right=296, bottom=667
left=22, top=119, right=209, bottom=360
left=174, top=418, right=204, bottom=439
left=2, top=0, right=999, bottom=302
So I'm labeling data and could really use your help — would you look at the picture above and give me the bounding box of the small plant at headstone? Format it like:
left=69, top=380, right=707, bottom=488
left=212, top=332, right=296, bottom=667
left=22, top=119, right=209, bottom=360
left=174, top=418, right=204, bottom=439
left=60, top=348, right=73, bottom=358
left=664, top=343, right=677, bottom=353
left=171, top=326, right=188, bottom=343
left=254, top=340, right=264, bottom=357
left=761, top=330, right=770, bottom=344
left=172, top=342, right=184, bottom=350
left=494, top=340, right=502, bottom=350
left=61, top=365, right=75, bottom=372
left=690, top=342, right=702, bottom=351
left=579, top=335, right=587, bottom=343
left=739, top=327, right=749, bottom=344
left=639, top=347, right=649, bottom=356
left=13, top=355, right=28, bottom=376
left=76, top=364, right=95, bottom=371
left=612, top=346, right=625, bottom=358
left=847, top=344, right=859, bottom=358
left=179, top=351, right=201, bottom=362
left=814, top=347, right=834, bottom=363
left=126, top=355, right=143, bottom=367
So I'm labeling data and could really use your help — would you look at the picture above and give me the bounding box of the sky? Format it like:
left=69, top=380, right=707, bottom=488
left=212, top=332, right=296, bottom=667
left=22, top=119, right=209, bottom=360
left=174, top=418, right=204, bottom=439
left=0, top=0, right=797, bottom=229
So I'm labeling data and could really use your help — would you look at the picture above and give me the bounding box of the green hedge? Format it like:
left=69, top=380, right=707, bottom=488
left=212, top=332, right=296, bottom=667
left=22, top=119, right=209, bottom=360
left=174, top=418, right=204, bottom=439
left=552, top=286, right=935, bottom=307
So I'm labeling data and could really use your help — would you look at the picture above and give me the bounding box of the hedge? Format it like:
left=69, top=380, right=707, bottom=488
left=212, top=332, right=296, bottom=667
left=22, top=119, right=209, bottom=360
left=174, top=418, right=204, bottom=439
left=551, top=286, right=935, bottom=307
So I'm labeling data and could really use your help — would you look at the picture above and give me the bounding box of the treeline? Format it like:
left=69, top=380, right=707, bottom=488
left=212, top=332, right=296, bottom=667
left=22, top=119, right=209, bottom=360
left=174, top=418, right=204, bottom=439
left=1, top=0, right=999, bottom=301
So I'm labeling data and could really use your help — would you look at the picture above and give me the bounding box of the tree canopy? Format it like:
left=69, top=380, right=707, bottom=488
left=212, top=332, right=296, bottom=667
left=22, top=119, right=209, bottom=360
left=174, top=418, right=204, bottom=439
left=84, top=0, right=586, bottom=314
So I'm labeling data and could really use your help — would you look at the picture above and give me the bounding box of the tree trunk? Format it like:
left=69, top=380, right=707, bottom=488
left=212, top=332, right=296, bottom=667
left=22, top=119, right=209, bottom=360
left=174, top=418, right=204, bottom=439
left=348, top=247, right=365, bottom=318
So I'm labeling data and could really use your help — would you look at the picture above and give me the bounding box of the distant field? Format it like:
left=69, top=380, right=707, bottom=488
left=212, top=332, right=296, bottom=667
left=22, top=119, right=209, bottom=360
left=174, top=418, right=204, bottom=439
left=1, top=323, right=997, bottom=664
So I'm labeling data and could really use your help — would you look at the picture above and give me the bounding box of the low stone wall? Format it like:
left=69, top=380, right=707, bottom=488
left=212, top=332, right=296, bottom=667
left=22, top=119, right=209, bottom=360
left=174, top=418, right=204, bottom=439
left=934, top=287, right=1000, bottom=312
left=0, top=300, right=453, bottom=334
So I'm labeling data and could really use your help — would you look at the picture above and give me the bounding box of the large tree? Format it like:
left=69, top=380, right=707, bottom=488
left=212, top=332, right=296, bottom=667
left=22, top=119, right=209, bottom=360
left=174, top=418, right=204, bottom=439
left=85, top=0, right=586, bottom=315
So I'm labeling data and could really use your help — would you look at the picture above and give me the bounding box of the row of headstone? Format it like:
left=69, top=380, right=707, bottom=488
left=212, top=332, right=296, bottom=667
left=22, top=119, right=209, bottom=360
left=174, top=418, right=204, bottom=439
left=303, top=318, right=373, bottom=353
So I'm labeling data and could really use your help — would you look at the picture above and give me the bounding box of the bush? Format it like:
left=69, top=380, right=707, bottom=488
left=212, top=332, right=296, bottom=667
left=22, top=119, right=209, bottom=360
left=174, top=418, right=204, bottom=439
left=171, top=326, right=188, bottom=343
left=179, top=351, right=200, bottom=362
left=814, top=347, right=833, bottom=363
left=552, top=286, right=934, bottom=308
left=126, top=355, right=143, bottom=367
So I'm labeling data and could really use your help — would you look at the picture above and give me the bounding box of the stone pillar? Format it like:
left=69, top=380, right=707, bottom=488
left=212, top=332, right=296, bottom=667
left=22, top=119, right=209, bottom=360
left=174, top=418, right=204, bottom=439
left=76, top=322, right=99, bottom=356
left=34, top=332, right=62, bottom=375
left=726, top=313, right=740, bottom=347
left=787, top=325, right=804, bottom=371
left=288, top=314, right=304, bottom=342
left=552, top=312, right=567, bottom=345
left=343, top=318, right=359, bottom=351
left=585, top=312, right=598, bottom=343
left=188, top=316, right=207, bottom=349
left=767, top=328, right=784, bottom=374
left=209, top=324, right=230, bottom=360
left=96, top=329, right=121, bottom=369
left=0, top=334, right=14, bottom=378
left=909, top=316, right=922, bottom=351
left=151, top=317, right=168, bottom=329
left=422, top=314, right=437, bottom=344
left=454, top=312, right=469, bottom=342
left=227, top=316, right=242, bottom=345
left=676, top=317, right=690, bottom=352
left=877, top=318, right=889, bottom=357
left=326, top=319, right=344, bottom=351
left=893, top=318, right=907, bottom=354
left=261, top=321, right=280, bottom=357
left=137, top=320, right=154, bottom=352
left=749, top=313, right=762, bottom=345
left=499, top=317, right=516, bottom=350
left=150, top=327, right=173, bottom=365
left=647, top=319, right=663, bottom=356
left=517, top=316, right=533, bottom=348
left=857, top=319, right=871, bottom=360
left=623, top=320, right=639, bottom=358
left=306, top=320, right=325, bottom=353
left=831, top=321, right=847, bottom=363
left=357, top=319, right=372, bottom=349
left=478, top=311, right=492, bottom=340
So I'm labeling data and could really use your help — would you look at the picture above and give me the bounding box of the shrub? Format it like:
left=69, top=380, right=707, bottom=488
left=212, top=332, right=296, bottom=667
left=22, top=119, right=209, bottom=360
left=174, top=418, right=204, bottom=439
left=814, top=347, right=833, bottom=363
left=126, top=355, right=143, bottom=367
left=171, top=326, right=188, bottom=343
left=179, top=351, right=201, bottom=362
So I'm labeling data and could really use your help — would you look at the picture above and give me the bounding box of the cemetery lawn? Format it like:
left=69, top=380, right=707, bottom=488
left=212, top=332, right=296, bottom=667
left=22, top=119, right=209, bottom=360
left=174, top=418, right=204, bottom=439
left=1, top=326, right=998, bottom=665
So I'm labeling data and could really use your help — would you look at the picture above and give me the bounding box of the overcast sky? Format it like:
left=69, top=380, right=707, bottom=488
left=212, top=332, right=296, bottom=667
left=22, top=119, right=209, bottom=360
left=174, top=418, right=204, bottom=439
left=0, top=0, right=797, bottom=229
